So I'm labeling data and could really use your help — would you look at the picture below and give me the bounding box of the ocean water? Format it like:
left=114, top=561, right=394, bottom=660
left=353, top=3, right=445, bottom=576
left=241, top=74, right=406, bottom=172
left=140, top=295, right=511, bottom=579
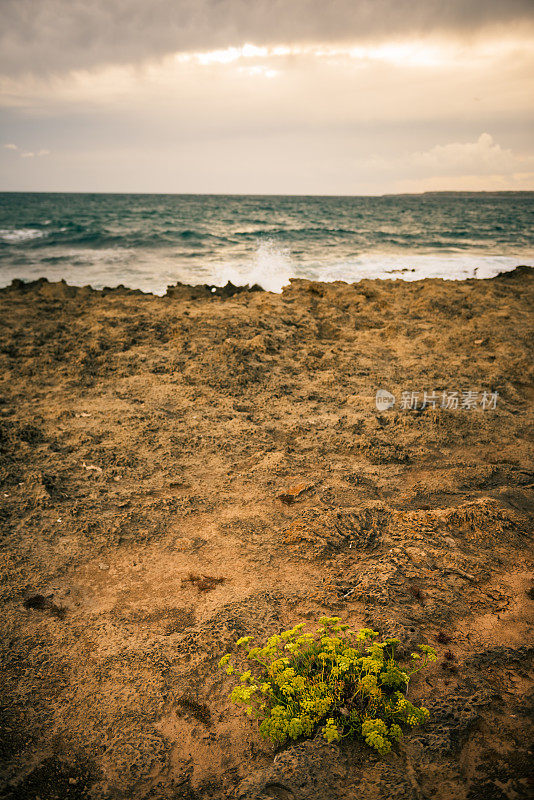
left=0, top=192, right=532, bottom=293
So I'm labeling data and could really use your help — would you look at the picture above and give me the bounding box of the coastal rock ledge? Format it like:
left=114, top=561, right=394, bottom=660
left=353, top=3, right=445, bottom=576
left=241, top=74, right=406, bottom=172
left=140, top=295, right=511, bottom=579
left=0, top=271, right=532, bottom=800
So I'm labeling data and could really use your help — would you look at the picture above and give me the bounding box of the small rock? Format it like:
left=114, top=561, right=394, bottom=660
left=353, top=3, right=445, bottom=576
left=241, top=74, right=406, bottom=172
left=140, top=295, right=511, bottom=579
left=82, top=462, right=103, bottom=474
left=404, top=546, right=428, bottom=565
left=276, top=482, right=312, bottom=504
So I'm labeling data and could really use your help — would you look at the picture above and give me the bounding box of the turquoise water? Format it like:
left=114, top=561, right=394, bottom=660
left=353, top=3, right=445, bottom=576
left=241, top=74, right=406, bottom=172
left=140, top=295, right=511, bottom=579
left=0, top=192, right=532, bottom=292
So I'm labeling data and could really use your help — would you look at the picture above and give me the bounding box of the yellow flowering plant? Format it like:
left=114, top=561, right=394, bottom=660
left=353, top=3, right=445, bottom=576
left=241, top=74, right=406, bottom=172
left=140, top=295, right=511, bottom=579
left=219, top=617, right=436, bottom=755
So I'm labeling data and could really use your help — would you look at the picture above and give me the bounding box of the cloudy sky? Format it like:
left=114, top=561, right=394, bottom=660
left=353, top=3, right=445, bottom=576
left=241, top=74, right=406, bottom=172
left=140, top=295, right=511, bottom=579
left=1, top=0, right=533, bottom=194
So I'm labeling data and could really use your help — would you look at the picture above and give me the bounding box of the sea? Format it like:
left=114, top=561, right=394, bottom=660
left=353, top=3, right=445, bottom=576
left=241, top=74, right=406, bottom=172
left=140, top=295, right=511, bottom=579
left=0, top=192, right=532, bottom=293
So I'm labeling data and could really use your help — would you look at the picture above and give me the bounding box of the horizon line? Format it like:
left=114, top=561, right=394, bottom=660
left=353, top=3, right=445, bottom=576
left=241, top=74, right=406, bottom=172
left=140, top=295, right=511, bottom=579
left=1, top=189, right=533, bottom=198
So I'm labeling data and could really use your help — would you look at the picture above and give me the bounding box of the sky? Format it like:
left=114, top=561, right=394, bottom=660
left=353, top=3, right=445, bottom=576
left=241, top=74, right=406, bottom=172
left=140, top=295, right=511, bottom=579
left=1, top=0, right=533, bottom=195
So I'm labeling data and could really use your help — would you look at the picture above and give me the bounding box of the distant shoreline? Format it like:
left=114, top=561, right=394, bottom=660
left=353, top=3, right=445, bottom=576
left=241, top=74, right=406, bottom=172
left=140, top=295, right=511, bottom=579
left=1, top=189, right=534, bottom=198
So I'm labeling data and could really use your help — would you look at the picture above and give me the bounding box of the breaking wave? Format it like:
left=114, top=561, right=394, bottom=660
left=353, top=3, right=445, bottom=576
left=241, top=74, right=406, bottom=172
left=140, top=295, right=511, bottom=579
left=0, top=191, right=532, bottom=292
left=0, top=228, right=48, bottom=244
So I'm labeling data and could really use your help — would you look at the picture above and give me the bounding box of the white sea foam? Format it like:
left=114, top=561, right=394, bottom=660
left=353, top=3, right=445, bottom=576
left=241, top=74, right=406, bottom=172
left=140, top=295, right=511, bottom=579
left=311, top=253, right=531, bottom=284
left=0, top=244, right=531, bottom=294
left=1, top=194, right=531, bottom=292
left=0, top=228, right=48, bottom=244
left=215, top=239, right=293, bottom=293
left=210, top=250, right=532, bottom=291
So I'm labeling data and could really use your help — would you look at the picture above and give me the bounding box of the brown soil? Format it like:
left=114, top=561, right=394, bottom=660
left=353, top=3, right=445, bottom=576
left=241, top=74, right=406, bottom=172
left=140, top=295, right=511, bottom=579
left=0, top=269, right=533, bottom=800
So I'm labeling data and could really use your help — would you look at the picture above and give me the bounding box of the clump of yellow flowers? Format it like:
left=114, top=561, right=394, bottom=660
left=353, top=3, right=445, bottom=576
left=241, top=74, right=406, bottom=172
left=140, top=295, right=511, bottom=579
left=218, top=617, right=436, bottom=755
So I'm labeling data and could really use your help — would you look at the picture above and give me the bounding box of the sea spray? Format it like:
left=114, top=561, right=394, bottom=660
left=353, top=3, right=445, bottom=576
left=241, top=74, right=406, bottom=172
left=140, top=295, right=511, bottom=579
left=216, top=239, right=293, bottom=293
left=0, top=192, right=532, bottom=292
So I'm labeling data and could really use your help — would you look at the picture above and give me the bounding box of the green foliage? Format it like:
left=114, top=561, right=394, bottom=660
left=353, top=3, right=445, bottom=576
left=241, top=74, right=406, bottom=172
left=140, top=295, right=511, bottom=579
left=219, top=617, right=436, bottom=755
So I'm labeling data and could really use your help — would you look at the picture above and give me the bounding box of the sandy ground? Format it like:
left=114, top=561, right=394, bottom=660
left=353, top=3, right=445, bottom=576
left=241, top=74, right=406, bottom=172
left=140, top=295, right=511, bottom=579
left=0, top=269, right=533, bottom=800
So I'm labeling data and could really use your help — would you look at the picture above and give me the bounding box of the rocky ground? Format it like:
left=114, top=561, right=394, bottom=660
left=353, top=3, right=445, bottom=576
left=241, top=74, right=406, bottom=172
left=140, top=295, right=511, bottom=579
left=0, top=269, right=533, bottom=800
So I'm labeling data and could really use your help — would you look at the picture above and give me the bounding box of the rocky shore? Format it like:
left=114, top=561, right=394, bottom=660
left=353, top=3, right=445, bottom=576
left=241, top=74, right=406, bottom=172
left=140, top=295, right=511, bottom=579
left=0, top=269, right=533, bottom=799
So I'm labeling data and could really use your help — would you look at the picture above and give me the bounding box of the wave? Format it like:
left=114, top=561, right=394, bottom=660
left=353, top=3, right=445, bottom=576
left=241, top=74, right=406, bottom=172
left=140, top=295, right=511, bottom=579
left=0, top=228, right=49, bottom=244
left=215, top=240, right=293, bottom=293
left=0, top=192, right=532, bottom=293
left=0, top=248, right=531, bottom=296
left=310, top=253, right=533, bottom=284
left=1, top=217, right=531, bottom=252
left=231, top=226, right=359, bottom=239
left=0, top=224, right=233, bottom=249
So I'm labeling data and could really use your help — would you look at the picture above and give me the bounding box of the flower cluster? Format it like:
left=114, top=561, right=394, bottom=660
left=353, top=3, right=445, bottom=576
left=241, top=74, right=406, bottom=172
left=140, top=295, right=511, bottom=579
left=219, top=617, right=435, bottom=755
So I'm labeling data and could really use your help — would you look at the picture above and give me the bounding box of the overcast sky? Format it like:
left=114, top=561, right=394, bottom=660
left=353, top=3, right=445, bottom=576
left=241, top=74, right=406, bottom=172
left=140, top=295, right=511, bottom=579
left=1, top=0, right=533, bottom=194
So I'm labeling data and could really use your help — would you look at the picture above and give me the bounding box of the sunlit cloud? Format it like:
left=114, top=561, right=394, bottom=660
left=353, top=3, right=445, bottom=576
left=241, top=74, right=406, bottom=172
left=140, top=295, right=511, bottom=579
left=16, top=148, right=50, bottom=158
left=177, top=43, right=272, bottom=66
left=171, top=37, right=523, bottom=70
left=1, top=34, right=532, bottom=114
left=409, top=133, right=527, bottom=173
left=238, top=65, right=279, bottom=79
left=1, top=0, right=533, bottom=77
left=0, top=5, right=532, bottom=194
left=359, top=133, right=534, bottom=193
left=365, top=133, right=534, bottom=176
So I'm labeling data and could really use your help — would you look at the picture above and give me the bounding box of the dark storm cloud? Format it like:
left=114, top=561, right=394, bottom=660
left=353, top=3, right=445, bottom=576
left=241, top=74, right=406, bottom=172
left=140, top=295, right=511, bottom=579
left=1, top=0, right=533, bottom=76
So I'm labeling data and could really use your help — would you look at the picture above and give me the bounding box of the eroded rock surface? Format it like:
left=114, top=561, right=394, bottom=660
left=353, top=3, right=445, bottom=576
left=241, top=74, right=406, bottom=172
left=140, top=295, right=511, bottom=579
left=0, top=271, right=532, bottom=799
